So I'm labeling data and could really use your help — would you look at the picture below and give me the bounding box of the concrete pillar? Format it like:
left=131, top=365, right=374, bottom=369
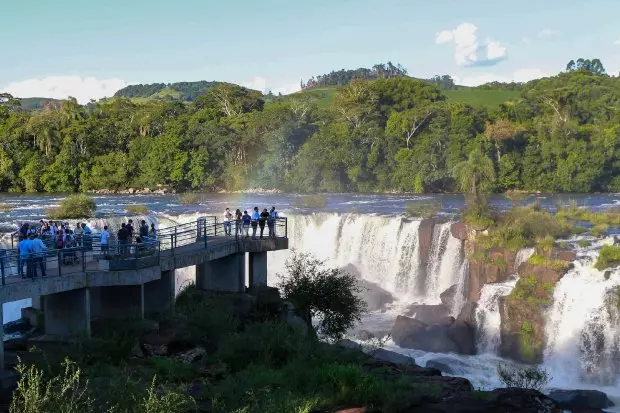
left=90, top=285, right=144, bottom=321
left=0, top=304, right=4, bottom=369
left=196, top=253, right=245, bottom=292
left=144, top=270, right=176, bottom=316
left=248, top=252, right=268, bottom=287
left=43, top=288, right=91, bottom=338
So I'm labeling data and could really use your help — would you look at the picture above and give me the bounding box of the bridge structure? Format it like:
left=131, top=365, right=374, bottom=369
left=0, top=216, right=289, bottom=368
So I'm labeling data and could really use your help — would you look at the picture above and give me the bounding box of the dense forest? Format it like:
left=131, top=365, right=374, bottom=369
left=0, top=62, right=619, bottom=193
left=113, top=80, right=223, bottom=101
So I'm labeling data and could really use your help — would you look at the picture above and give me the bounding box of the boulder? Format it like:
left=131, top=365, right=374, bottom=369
left=419, top=219, right=436, bottom=267
left=401, top=323, right=459, bottom=353
left=517, top=262, right=564, bottom=284
left=554, top=250, right=577, bottom=262
left=450, top=222, right=469, bottom=240
left=140, top=329, right=178, bottom=356
left=547, top=389, right=614, bottom=410
left=342, top=264, right=395, bottom=311
left=390, top=315, right=427, bottom=346
left=336, top=339, right=362, bottom=350
left=425, top=359, right=454, bottom=374
left=372, top=348, right=416, bottom=366
left=421, top=388, right=560, bottom=412
left=440, top=285, right=458, bottom=309
left=175, top=347, right=207, bottom=364
left=446, top=320, right=476, bottom=355
left=405, top=304, right=451, bottom=324
left=457, top=302, right=478, bottom=326
left=355, top=330, right=375, bottom=341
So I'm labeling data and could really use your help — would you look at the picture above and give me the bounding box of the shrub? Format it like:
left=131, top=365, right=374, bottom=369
left=497, top=364, right=552, bottom=391
left=462, top=194, right=495, bottom=230
left=404, top=202, right=441, bottom=218
left=46, top=194, right=97, bottom=219
left=591, top=223, right=609, bottom=237
left=126, top=204, right=150, bottom=215
left=177, top=193, right=202, bottom=205
left=535, top=235, right=555, bottom=256
left=504, top=190, right=528, bottom=203
left=527, top=254, right=570, bottom=272
left=594, top=245, right=620, bottom=271
left=295, top=194, right=328, bottom=209
left=577, top=239, right=591, bottom=248
left=278, top=251, right=366, bottom=341
left=10, top=358, right=95, bottom=413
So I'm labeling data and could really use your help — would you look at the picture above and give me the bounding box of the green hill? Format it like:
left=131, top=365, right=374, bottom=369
left=444, top=87, right=520, bottom=108
left=19, top=97, right=64, bottom=110
left=114, top=80, right=223, bottom=101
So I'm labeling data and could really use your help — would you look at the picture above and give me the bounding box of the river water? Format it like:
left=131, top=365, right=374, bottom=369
left=1, top=192, right=619, bottom=402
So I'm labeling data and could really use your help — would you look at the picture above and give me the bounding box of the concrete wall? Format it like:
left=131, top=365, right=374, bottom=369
left=90, top=285, right=144, bottom=320
left=43, top=288, right=91, bottom=337
left=196, top=252, right=245, bottom=292
left=144, top=270, right=175, bottom=316
left=248, top=252, right=268, bottom=287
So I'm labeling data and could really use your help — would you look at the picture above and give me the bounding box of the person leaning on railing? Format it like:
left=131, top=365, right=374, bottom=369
left=30, top=232, right=47, bottom=277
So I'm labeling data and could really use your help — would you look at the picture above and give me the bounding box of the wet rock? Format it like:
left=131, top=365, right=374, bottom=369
left=554, top=250, right=577, bottom=262
left=405, top=304, right=450, bottom=324
left=419, top=219, right=436, bottom=267
left=457, top=302, right=478, bottom=326
left=451, top=222, right=469, bottom=240
left=417, top=388, right=560, bottom=412
left=425, top=359, right=454, bottom=374
left=175, top=347, right=207, bottom=364
left=363, top=359, right=440, bottom=377
left=547, top=389, right=614, bottom=411
left=517, top=262, right=564, bottom=284
left=403, top=375, right=474, bottom=397
left=391, top=315, right=427, bottom=345
left=440, top=285, right=458, bottom=309
left=336, top=339, right=362, bottom=350
left=372, top=348, right=415, bottom=366
left=355, top=330, right=375, bottom=341
left=447, top=320, right=476, bottom=355
left=342, top=264, right=394, bottom=311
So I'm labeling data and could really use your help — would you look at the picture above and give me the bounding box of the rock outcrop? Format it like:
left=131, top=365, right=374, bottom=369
left=450, top=222, right=469, bottom=240
left=390, top=315, right=475, bottom=355
left=547, top=389, right=614, bottom=411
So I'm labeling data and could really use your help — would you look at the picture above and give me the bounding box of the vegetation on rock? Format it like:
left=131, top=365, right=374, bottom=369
left=126, top=204, right=150, bottom=215
left=404, top=202, right=441, bottom=218
left=594, top=245, right=620, bottom=271
left=295, top=194, right=328, bottom=209
left=46, top=194, right=96, bottom=219
left=497, top=364, right=552, bottom=391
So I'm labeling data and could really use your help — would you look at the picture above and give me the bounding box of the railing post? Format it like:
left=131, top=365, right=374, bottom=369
left=82, top=248, right=85, bottom=272
left=285, top=217, right=288, bottom=238
left=57, top=250, right=62, bottom=277
left=214, top=217, right=218, bottom=236
left=170, top=235, right=174, bottom=256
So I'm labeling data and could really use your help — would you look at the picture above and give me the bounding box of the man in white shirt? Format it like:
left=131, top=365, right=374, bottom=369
left=30, top=233, right=47, bottom=277
left=223, top=208, right=233, bottom=236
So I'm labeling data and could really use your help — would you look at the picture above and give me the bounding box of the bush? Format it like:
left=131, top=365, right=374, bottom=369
left=404, top=202, right=441, bottom=218
left=177, top=193, right=202, bottom=205
left=527, top=254, right=570, bottom=272
left=594, top=245, right=620, bottom=271
left=462, top=194, right=495, bottom=230
left=46, top=194, right=97, bottom=219
left=591, top=223, right=609, bottom=237
left=278, top=251, right=366, bottom=341
left=504, top=190, right=528, bottom=203
left=126, top=204, right=150, bottom=215
left=535, top=235, right=556, bottom=256
left=295, top=194, right=328, bottom=209
left=577, top=239, right=591, bottom=248
left=497, top=364, right=552, bottom=391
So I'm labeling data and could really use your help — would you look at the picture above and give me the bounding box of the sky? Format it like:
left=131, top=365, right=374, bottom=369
left=2, top=0, right=620, bottom=103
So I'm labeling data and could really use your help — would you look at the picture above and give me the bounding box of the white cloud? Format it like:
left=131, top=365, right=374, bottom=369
left=458, top=68, right=550, bottom=86
left=521, top=37, right=531, bottom=44
left=614, top=38, right=620, bottom=45
left=436, top=22, right=506, bottom=67
left=0, top=76, right=128, bottom=104
left=241, top=76, right=301, bottom=95
left=538, top=28, right=561, bottom=38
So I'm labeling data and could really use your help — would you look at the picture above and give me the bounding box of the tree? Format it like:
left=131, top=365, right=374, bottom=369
left=484, top=119, right=521, bottom=161
left=278, top=251, right=366, bottom=341
left=566, top=58, right=606, bottom=74
left=386, top=106, right=435, bottom=148
left=452, top=148, right=496, bottom=194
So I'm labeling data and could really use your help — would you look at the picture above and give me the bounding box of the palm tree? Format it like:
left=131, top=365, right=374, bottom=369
left=452, top=149, right=496, bottom=194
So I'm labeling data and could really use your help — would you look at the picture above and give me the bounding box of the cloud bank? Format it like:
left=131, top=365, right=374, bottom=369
left=241, top=76, right=301, bottom=95
left=0, top=76, right=128, bottom=104
left=436, top=23, right=507, bottom=67
left=454, top=68, right=550, bottom=86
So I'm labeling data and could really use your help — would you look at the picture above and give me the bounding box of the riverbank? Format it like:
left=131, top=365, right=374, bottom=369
left=2, top=285, right=589, bottom=413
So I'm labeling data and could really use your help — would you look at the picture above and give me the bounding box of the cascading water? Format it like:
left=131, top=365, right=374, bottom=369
left=543, top=238, right=620, bottom=395
left=425, top=223, right=464, bottom=302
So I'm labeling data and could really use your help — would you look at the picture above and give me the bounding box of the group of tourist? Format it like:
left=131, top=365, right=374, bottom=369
left=222, top=206, right=280, bottom=239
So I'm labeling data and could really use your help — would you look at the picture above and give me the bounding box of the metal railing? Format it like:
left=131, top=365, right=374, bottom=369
left=3, top=216, right=288, bottom=285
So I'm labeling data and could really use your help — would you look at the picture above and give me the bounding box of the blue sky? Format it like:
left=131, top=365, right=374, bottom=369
left=3, top=0, right=620, bottom=102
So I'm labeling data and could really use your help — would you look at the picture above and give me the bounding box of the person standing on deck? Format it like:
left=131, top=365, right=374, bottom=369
left=235, top=209, right=242, bottom=236
left=100, top=225, right=110, bottom=256
left=251, top=207, right=260, bottom=239
left=259, top=208, right=269, bottom=239
left=117, top=223, right=129, bottom=256
left=223, top=208, right=233, bottom=236
left=268, top=207, right=278, bottom=238
left=242, top=211, right=251, bottom=237
left=18, top=235, right=33, bottom=278
left=74, top=222, right=83, bottom=247
left=30, top=233, right=47, bottom=278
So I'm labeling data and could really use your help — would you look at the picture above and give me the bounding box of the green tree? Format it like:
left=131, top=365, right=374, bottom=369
left=452, top=148, right=496, bottom=194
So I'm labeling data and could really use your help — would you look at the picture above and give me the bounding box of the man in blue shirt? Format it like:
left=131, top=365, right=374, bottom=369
left=18, top=235, right=33, bottom=279
left=30, top=233, right=47, bottom=278
left=251, top=207, right=260, bottom=240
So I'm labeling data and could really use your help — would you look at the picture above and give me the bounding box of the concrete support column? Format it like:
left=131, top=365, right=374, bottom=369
left=43, top=288, right=91, bottom=338
left=144, top=270, right=176, bottom=316
left=196, top=253, right=245, bottom=292
left=90, top=285, right=144, bottom=321
left=0, top=304, right=4, bottom=369
left=248, top=252, right=268, bottom=287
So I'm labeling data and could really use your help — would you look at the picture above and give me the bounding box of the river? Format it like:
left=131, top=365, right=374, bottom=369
left=1, top=192, right=619, bottom=404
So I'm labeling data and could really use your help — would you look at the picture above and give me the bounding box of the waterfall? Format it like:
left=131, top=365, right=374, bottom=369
left=475, top=277, right=518, bottom=354
left=543, top=239, right=620, bottom=390
left=270, top=214, right=464, bottom=303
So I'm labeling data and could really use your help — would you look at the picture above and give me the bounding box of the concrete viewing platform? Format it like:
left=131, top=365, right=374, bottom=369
left=0, top=217, right=289, bottom=368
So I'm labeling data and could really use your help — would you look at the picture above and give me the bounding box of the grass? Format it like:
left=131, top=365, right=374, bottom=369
left=594, top=245, right=620, bottom=271
left=556, top=202, right=620, bottom=234
left=295, top=194, right=328, bottom=209
left=444, top=88, right=520, bottom=108
left=177, top=193, right=202, bottom=205
left=126, top=204, right=150, bottom=215
left=404, top=202, right=441, bottom=218
left=46, top=194, right=96, bottom=219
